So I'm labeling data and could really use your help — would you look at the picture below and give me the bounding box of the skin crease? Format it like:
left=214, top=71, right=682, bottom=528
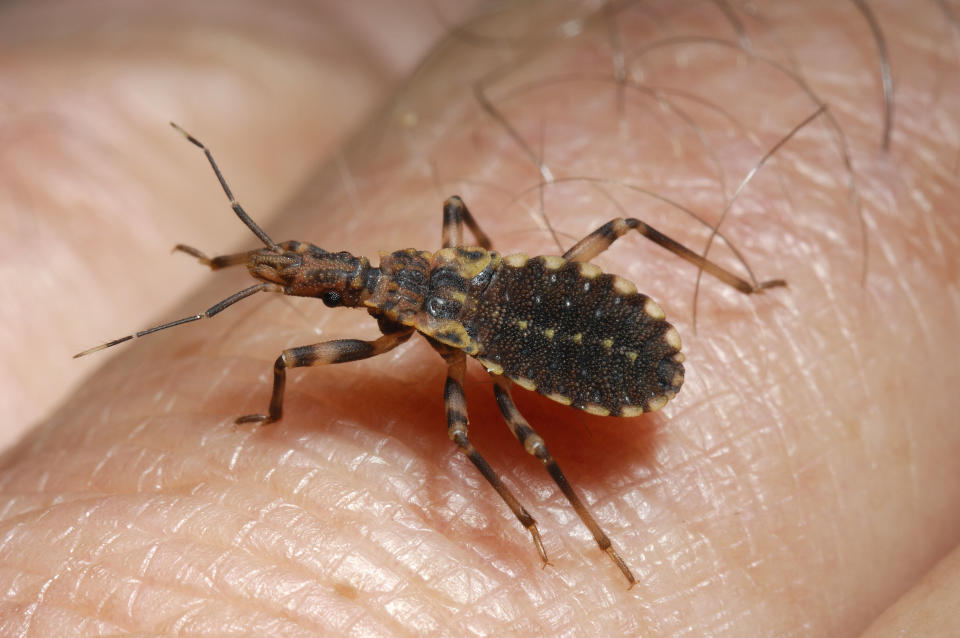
left=1, top=1, right=959, bottom=636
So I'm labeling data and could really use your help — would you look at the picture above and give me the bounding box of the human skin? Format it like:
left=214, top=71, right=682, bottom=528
left=2, top=1, right=959, bottom=636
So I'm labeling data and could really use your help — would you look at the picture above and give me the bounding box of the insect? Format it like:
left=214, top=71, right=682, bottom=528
left=76, top=123, right=785, bottom=586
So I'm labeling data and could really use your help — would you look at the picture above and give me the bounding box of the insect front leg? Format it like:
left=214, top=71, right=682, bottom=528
left=441, top=196, right=493, bottom=249
left=173, top=244, right=259, bottom=270
left=563, top=217, right=785, bottom=294
left=491, top=375, right=637, bottom=587
left=237, top=326, right=414, bottom=425
left=437, top=346, right=549, bottom=567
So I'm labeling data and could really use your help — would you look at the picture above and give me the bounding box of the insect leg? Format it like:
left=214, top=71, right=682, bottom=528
left=236, top=326, right=414, bottom=425
left=562, top=217, right=785, bottom=294
left=491, top=375, right=637, bottom=587
left=441, top=349, right=549, bottom=567
left=442, top=196, right=493, bottom=249
left=173, top=244, right=257, bottom=270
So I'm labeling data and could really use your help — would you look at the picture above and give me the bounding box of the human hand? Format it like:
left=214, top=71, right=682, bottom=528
left=2, top=2, right=958, bottom=636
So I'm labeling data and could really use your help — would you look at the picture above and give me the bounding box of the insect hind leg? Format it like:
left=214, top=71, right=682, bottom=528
left=436, top=347, right=549, bottom=567
left=491, top=375, right=637, bottom=587
left=562, top=217, right=785, bottom=294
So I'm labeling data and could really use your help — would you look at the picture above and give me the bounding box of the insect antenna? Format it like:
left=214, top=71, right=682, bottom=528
left=73, top=283, right=276, bottom=358
left=169, top=122, right=282, bottom=253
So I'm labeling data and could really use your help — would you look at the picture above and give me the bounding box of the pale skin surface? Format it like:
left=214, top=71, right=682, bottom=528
left=2, top=1, right=959, bottom=637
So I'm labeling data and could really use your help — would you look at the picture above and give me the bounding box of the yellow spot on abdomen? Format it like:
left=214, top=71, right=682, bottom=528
left=612, top=276, right=637, bottom=295
left=546, top=393, right=572, bottom=406
left=578, top=262, right=602, bottom=279
left=647, top=395, right=668, bottom=412
left=504, top=253, right=529, bottom=267
left=479, top=359, right=504, bottom=375
left=512, top=376, right=537, bottom=391
left=644, top=298, right=666, bottom=320
left=664, top=326, right=682, bottom=350
left=541, top=255, right=566, bottom=270
left=584, top=404, right=610, bottom=416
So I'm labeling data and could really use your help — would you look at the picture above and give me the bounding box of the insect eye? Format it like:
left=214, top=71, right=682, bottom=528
left=322, top=291, right=342, bottom=307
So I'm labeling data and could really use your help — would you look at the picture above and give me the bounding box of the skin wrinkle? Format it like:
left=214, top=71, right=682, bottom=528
left=81, top=524, right=338, bottom=636
left=788, top=267, right=864, bottom=611
left=393, top=514, right=508, bottom=598
left=854, top=174, right=933, bottom=524
left=0, top=482, right=390, bottom=624
left=106, top=556, right=312, bottom=636
left=710, top=341, right=835, bottom=628
left=83, top=496, right=338, bottom=616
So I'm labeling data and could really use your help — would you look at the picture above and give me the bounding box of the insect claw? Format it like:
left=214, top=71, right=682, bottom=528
left=528, top=526, right=549, bottom=567
left=605, top=546, right=637, bottom=588
left=235, top=414, right=273, bottom=426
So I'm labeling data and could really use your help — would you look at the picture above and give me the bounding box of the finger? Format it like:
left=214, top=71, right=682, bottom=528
left=859, top=542, right=960, bottom=638
left=3, top=2, right=958, bottom=636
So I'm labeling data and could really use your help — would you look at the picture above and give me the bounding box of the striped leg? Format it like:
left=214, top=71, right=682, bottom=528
left=237, top=326, right=414, bottom=425
left=491, top=375, right=637, bottom=587
left=442, top=196, right=493, bottom=249
left=440, top=347, right=548, bottom=567
left=562, top=217, right=785, bottom=293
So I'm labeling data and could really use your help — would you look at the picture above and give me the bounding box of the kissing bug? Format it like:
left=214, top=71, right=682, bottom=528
left=76, top=123, right=785, bottom=586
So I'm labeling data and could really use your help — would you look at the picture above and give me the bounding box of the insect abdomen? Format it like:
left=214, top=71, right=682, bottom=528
left=468, top=254, right=685, bottom=416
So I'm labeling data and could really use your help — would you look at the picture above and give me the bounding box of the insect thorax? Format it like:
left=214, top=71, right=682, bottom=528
left=365, top=247, right=500, bottom=354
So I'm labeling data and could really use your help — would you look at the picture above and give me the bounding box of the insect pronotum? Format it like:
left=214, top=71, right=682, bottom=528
left=76, top=123, right=785, bottom=586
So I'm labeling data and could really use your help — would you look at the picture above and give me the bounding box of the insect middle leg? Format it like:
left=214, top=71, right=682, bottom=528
left=563, top=217, right=785, bottom=293
left=442, top=196, right=493, bottom=249
left=436, top=344, right=549, bottom=567
left=491, top=375, right=637, bottom=586
left=237, top=325, right=414, bottom=425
